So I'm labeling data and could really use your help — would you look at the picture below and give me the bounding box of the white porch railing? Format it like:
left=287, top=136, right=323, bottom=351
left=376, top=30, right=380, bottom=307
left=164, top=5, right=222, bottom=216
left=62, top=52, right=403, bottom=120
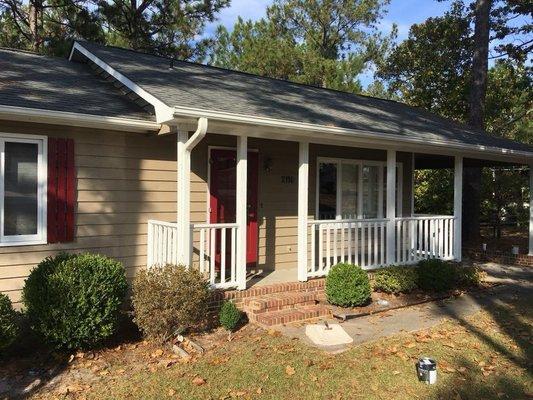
left=192, top=222, right=239, bottom=289
left=147, top=220, right=178, bottom=266
left=307, top=218, right=388, bottom=277
left=306, top=215, right=456, bottom=279
left=147, top=220, right=239, bottom=289
left=396, top=215, right=455, bottom=264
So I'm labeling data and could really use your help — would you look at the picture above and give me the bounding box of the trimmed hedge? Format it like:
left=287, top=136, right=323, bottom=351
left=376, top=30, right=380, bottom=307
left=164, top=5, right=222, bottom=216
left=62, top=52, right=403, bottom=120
left=325, top=263, right=371, bottom=307
left=417, top=259, right=480, bottom=292
left=219, top=301, right=242, bottom=332
left=0, top=293, right=18, bottom=352
left=23, top=253, right=128, bottom=350
left=373, top=266, right=418, bottom=294
left=132, top=265, right=210, bottom=342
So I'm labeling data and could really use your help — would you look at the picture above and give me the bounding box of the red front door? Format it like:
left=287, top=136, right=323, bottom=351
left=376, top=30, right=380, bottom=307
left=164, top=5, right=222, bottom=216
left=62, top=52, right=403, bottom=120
left=209, top=149, right=259, bottom=267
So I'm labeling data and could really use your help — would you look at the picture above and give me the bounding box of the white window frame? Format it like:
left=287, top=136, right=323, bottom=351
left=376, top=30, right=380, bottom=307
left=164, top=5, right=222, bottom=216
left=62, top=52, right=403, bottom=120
left=316, top=156, right=402, bottom=220
left=0, top=133, right=47, bottom=246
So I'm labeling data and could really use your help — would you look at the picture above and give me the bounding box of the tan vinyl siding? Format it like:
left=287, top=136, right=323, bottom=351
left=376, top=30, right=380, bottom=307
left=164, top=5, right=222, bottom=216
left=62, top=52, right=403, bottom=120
left=0, top=120, right=176, bottom=307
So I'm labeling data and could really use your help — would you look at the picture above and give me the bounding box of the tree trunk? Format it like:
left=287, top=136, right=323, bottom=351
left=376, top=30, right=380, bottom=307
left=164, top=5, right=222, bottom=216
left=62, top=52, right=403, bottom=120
left=28, top=0, right=43, bottom=51
left=463, top=0, right=491, bottom=244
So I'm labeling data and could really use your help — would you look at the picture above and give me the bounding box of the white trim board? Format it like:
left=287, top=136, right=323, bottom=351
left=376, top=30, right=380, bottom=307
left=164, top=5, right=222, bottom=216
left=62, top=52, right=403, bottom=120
left=70, top=42, right=174, bottom=123
left=0, top=105, right=159, bottom=133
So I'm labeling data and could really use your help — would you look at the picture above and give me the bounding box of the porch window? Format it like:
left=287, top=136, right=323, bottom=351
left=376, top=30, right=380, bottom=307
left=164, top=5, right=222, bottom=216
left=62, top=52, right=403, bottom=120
left=0, top=134, right=47, bottom=245
left=317, top=158, right=402, bottom=220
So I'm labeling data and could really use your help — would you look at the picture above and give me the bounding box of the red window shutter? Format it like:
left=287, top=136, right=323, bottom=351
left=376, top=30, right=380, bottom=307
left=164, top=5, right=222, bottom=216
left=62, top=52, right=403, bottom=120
left=47, top=138, right=75, bottom=243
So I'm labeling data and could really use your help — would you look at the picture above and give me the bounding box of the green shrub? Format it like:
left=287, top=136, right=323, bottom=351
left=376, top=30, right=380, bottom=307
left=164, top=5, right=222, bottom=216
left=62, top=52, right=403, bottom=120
left=219, top=301, right=242, bottom=332
left=373, top=266, right=418, bottom=294
left=455, top=265, right=482, bottom=287
left=132, top=265, right=210, bottom=342
left=0, top=293, right=18, bottom=352
left=23, top=253, right=128, bottom=349
left=416, top=259, right=458, bottom=292
left=325, top=263, right=371, bottom=307
left=417, top=259, right=481, bottom=292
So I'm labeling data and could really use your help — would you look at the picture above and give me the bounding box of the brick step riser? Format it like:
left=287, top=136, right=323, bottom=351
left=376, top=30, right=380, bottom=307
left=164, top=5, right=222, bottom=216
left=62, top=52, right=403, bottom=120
left=255, top=308, right=332, bottom=327
left=244, top=292, right=323, bottom=312
left=245, top=300, right=318, bottom=316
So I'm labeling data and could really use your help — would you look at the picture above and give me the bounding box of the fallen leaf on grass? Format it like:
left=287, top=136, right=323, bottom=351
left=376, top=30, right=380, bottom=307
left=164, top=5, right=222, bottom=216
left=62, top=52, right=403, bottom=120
left=152, top=349, right=164, bottom=358
left=256, top=387, right=263, bottom=394
left=285, top=366, right=296, bottom=376
left=404, top=342, right=416, bottom=349
left=168, top=388, right=176, bottom=396
left=392, top=370, right=400, bottom=375
left=192, top=377, right=206, bottom=386
left=444, top=343, right=456, bottom=349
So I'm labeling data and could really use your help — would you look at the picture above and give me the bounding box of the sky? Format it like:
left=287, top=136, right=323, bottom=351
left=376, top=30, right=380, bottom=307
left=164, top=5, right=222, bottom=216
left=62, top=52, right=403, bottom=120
left=204, top=0, right=452, bottom=87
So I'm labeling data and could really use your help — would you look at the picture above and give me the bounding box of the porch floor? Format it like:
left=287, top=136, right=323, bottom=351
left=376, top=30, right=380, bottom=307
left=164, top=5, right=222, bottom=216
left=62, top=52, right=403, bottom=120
left=247, top=268, right=298, bottom=287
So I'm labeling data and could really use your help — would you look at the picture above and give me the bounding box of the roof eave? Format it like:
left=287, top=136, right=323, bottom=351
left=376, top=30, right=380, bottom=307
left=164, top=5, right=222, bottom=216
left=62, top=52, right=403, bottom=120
left=171, top=106, right=533, bottom=164
left=0, top=105, right=160, bottom=133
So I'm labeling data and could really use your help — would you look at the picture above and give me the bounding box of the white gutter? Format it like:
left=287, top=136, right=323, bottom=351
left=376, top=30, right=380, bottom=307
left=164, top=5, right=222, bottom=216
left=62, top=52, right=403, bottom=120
left=171, top=105, right=533, bottom=161
left=0, top=105, right=160, bottom=133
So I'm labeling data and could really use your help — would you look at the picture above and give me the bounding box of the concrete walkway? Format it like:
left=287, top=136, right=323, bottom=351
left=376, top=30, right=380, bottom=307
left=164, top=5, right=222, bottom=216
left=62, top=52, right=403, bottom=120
left=280, top=263, right=532, bottom=353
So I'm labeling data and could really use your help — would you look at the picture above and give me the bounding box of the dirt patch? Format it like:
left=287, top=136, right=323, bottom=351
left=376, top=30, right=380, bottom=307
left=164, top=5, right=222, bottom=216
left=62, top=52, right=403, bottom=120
left=0, top=324, right=246, bottom=399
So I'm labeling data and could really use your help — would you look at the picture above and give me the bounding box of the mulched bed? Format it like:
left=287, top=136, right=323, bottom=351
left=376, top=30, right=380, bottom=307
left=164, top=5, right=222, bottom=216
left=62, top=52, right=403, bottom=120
left=324, top=281, right=497, bottom=322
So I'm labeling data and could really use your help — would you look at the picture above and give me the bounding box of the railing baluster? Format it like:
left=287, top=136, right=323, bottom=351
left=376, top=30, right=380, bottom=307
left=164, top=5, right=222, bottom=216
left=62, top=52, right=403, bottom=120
left=199, top=228, right=205, bottom=274
left=209, top=228, right=216, bottom=285
left=319, top=225, right=324, bottom=274
left=347, top=224, right=352, bottom=264
left=361, top=223, right=366, bottom=268
left=325, top=224, right=331, bottom=272
left=311, top=224, right=316, bottom=274
left=231, top=227, right=236, bottom=282
left=221, top=227, right=226, bottom=284
left=340, top=224, right=345, bottom=263
left=354, top=222, right=359, bottom=266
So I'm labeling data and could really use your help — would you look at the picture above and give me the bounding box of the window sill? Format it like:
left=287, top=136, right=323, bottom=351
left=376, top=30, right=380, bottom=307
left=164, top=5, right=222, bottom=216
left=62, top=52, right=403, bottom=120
left=0, top=239, right=47, bottom=247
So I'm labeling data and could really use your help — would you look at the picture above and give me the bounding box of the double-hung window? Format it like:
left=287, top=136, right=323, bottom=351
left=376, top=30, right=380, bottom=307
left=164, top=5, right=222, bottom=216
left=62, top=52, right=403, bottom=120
left=317, top=157, right=402, bottom=220
left=0, top=134, right=47, bottom=245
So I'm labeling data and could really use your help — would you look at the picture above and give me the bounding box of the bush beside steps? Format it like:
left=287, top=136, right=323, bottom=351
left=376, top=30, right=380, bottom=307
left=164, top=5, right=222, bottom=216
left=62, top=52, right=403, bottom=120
left=132, top=264, right=211, bottom=343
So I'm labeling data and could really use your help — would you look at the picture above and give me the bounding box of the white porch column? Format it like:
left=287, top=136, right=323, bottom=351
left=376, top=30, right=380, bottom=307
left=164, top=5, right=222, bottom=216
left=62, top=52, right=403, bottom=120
left=386, top=150, right=396, bottom=264
left=176, top=131, right=191, bottom=266
left=297, top=141, right=309, bottom=281
left=454, top=156, right=463, bottom=262
left=529, top=164, right=533, bottom=256
left=236, top=136, right=248, bottom=289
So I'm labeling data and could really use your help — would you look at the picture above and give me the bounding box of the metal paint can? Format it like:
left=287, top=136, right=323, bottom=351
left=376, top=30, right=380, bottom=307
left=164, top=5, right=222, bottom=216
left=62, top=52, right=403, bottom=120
left=417, top=357, right=437, bottom=384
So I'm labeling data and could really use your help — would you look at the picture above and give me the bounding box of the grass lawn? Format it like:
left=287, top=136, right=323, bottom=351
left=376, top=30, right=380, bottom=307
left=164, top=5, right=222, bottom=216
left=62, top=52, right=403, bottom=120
left=23, top=292, right=531, bottom=400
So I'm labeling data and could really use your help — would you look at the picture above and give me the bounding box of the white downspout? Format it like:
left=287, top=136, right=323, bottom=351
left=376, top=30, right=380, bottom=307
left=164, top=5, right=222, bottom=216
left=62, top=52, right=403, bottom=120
left=177, top=117, right=208, bottom=266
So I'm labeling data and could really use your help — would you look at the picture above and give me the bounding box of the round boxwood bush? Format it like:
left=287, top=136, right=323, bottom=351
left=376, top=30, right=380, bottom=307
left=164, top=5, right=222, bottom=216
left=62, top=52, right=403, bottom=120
left=219, top=301, right=242, bottom=332
left=23, top=252, right=128, bottom=350
left=132, top=264, right=210, bottom=342
left=417, top=258, right=457, bottom=292
left=325, top=263, right=371, bottom=307
left=373, top=266, right=418, bottom=294
left=0, top=293, right=18, bottom=352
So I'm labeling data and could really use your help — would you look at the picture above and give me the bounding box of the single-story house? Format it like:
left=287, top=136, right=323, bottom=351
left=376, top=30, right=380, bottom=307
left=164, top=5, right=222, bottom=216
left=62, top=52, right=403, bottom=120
left=0, top=41, right=532, bottom=308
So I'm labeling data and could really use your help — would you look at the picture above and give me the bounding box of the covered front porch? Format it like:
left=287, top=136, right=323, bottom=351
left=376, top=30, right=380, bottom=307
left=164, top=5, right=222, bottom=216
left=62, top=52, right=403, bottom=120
left=141, top=117, right=531, bottom=291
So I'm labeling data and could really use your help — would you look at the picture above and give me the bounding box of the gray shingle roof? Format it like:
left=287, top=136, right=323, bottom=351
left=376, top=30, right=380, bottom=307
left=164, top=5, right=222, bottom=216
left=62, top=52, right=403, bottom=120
left=0, top=48, right=154, bottom=121
left=76, top=41, right=533, bottom=155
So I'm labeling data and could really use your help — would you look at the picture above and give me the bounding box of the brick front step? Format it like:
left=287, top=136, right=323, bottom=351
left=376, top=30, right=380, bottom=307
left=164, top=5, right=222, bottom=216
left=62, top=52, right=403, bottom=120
left=254, top=305, right=332, bottom=327
left=244, top=291, right=322, bottom=313
left=212, top=278, right=326, bottom=304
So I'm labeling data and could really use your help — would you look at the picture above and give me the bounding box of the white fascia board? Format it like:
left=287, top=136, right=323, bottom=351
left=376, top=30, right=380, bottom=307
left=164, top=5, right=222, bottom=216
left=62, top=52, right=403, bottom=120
left=171, top=105, right=533, bottom=162
left=0, top=105, right=160, bottom=132
left=71, top=42, right=174, bottom=123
